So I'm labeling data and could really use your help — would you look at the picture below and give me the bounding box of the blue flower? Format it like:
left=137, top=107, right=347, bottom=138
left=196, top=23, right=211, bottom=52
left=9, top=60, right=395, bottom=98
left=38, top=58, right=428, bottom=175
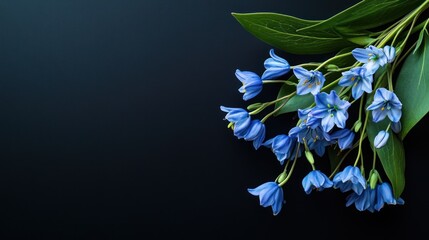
left=374, top=182, right=404, bottom=211
left=289, top=125, right=330, bottom=157
left=352, top=45, right=388, bottom=74
left=367, top=88, right=402, bottom=123
left=297, top=107, right=320, bottom=128
left=263, top=134, right=294, bottom=165
left=346, top=186, right=376, bottom=212
left=339, top=67, right=373, bottom=99
left=261, top=49, right=290, bottom=80
left=248, top=182, right=284, bottom=216
left=333, top=165, right=366, bottom=195
left=345, top=182, right=405, bottom=212
left=383, top=45, right=396, bottom=63
left=244, top=120, right=266, bottom=150
left=311, top=90, right=351, bottom=132
left=302, top=170, right=333, bottom=194
left=330, top=128, right=355, bottom=150
left=220, top=106, right=251, bottom=139
left=293, top=67, right=325, bottom=95
left=374, top=130, right=389, bottom=149
left=235, top=69, right=263, bottom=101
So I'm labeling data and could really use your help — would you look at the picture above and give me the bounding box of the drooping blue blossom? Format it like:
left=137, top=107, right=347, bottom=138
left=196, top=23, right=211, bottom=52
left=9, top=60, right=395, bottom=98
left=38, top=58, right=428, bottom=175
left=311, top=90, right=351, bottom=132
left=374, top=182, right=404, bottom=211
left=289, top=124, right=330, bottom=157
left=346, top=186, right=376, bottom=212
left=383, top=45, right=396, bottom=63
left=263, top=134, right=294, bottom=165
left=330, top=128, right=355, bottom=150
left=293, top=67, right=325, bottom=95
left=346, top=182, right=404, bottom=212
left=248, top=182, right=284, bottom=216
left=333, top=165, right=366, bottom=195
left=339, top=67, right=373, bottom=99
left=302, top=170, right=333, bottom=194
left=235, top=69, right=263, bottom=101
left=261, top=49, right=290, bottom=80
left=352, top=45, right=388, bottom=74
left=220, top=106, right=251, bottom=139
left=244, top=120, right=266, bottom=150
left=374, top=130, right=389, bottom=149
left=367, top=88, right=402, bottom=123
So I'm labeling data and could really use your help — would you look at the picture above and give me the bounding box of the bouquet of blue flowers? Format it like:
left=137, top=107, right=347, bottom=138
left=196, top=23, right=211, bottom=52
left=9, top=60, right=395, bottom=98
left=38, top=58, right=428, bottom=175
left=220, top=0, right=429, bottom=215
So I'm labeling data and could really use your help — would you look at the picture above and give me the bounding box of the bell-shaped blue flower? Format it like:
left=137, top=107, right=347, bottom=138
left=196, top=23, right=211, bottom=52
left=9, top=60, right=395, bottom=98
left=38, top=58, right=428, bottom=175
left=302, top=170, right=333, bottom=194
left=235, top=69, right=263, bottom=101
left=352, top=45, right=388, bottom=74
left=330, top=128, right=355, bottom=150
left=339, top=67, right=373, bottom=99
left=220, top=106, right=251, bottom=139
left=248, top=182, right=284, bottom=216
left=374, top=182, right=404, bottom=211
left=311, top=90, right=351, bottom=132
left=367, top=88, right=402, bottom=123
left=333, top=165, right=366, bottom=195
left=346, top=186, right=376, bottom=212
left=244, top=120, right=266, bottom=150
left=261, top=49, right=290, bottom=80
left=383, top=45, right=396, bottom=63
left=374, top=130, right=389, bottom=149
left=263, top=134, right=294, bottom=165
left=293, top=67, right=325, bottom=95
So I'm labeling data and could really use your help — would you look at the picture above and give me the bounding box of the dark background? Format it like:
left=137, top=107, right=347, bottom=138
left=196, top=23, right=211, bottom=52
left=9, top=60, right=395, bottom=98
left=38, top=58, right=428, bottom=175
left=0, top=0, right=428, bottom=239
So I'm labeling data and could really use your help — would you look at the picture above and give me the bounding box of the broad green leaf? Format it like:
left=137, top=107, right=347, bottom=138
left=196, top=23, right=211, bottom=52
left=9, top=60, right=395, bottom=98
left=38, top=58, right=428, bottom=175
left=367, top=119, right=405, bottom=198
left=395, top=34, right=429, bottom=139
left=232, top=12, right=357, bottom=55
left=298, top=0, right=425, bottom=32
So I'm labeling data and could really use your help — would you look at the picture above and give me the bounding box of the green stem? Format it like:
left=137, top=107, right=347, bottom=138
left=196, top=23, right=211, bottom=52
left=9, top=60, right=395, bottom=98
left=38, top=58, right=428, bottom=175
left=315, top=52, right=352, bottom=71
left=279, top=143, right=300, bottom=187
left=377, top=0, right=429, bottom=47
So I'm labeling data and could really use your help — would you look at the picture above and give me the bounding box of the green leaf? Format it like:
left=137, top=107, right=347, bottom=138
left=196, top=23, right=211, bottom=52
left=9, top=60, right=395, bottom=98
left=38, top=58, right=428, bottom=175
left=413, top=28, right=428, bottom=54
left=231, top=12, right=357, bottom=55
left=395, top=34, right=429, bottom=139
left=298, top=0, right=425, bottom=32
left=367, top=119, right=406, bottom=199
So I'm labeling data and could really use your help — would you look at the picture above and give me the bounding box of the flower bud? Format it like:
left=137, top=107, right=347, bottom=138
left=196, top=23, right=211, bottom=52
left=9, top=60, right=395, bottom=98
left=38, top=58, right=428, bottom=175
left=374, top=130, right=389, bottom=149
left=277, top=172, right=288, bottom=183
left=305, top=150, right=315, bottom=165
left=391, top=121, right=401, bottom=133
left=247, top=102, right=263, bottom=111
left=369, top=170, right=379, bottom=189
left=353, top=120, right=362, bottom=132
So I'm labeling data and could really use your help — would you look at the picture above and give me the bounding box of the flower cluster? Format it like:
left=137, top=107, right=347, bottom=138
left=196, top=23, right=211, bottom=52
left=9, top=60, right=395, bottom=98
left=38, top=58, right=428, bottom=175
left=220, top=0, right=429, bottom=215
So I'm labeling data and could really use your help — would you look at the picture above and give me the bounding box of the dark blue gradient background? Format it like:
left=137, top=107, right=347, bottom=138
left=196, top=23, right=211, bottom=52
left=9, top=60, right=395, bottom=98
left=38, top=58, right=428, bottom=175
left=0, top=0, right=427, bottom=239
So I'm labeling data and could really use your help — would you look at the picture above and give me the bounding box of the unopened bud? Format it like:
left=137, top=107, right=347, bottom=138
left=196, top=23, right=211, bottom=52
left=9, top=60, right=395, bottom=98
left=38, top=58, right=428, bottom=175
left=353, top=120, right=362, bottom=132
left=277, top=172, right=288, bottom=183
left=369, top=170, right=379, bottom=189
left=305, top=150, right=315, bottom=165
left=247, top=102, right=263, bottom=111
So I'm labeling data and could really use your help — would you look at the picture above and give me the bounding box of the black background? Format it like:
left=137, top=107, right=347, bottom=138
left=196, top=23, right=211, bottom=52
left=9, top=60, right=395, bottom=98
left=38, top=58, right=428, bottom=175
left=0, top=0, right=428, bottom=239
